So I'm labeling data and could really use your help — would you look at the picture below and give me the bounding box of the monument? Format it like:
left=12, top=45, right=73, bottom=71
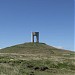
left=32, top=32, right=39, bottom=43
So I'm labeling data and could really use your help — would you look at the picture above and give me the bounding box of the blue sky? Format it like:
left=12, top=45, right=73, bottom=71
left=0, top=0, right=74, bottom=51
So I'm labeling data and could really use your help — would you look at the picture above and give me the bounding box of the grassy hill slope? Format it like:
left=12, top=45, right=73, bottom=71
left=0, top=42, right=75, bottom=75
left=0, top=42, right=73, bottom=55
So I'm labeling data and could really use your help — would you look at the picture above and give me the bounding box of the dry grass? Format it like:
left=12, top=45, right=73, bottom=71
left=0, top=42, right=75, bottom=75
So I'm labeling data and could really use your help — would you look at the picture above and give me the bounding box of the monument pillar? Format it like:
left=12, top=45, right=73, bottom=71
left=32, top=32, right=39, bottom=43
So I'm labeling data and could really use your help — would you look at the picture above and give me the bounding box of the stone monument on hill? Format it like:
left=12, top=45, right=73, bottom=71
left=32, top=32, right=39, bottom=43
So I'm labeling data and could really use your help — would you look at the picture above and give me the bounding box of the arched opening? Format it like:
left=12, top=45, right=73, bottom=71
left=32, top=32, right=39, bottom=43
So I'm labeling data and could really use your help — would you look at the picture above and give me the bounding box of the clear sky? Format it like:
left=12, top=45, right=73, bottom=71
left=0, top=0, right=74, bottom=51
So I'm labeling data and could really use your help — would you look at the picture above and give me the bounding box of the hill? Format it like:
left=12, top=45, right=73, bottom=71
left=0, top=42, right=75, bottom=75
left=0, top=42, right=73, bottom=54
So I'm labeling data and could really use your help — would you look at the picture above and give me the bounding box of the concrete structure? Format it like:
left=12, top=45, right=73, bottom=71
left=32, top=32, right=39, bottom=43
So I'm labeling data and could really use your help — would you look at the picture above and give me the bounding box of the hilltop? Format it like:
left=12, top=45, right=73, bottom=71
left=0, top=42, right=74, bottom=61
left=0, top=42, right=75, bottom=75
left=0, top=42, right=73, bottom=54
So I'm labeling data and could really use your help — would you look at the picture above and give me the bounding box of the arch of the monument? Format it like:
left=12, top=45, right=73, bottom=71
left=32, top=32, right=39, bottom=43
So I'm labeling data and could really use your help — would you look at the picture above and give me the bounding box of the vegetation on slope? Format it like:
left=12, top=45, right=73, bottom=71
left=0, top=42, right=75, bottom=75
left=0, top=42, right=73, bottom=55
left=0, top=57, right=75, bottom=75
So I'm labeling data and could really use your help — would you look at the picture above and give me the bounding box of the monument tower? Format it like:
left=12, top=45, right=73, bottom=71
left=32, top=32, right=39, bottom=43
